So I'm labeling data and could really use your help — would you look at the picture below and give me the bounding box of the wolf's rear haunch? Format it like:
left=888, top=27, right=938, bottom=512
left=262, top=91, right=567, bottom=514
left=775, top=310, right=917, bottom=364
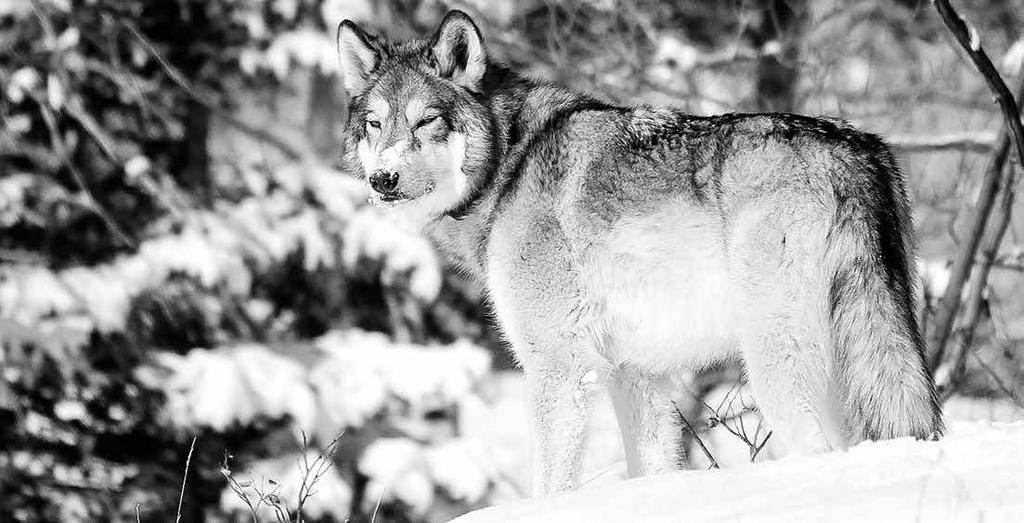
left=337, top=10, right=943, bottom=496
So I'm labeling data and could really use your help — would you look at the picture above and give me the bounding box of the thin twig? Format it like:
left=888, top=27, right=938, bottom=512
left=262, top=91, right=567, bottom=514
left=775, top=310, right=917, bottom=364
left=370, top=482, right=387, bottom=523
left=294, top=431, right=344, bottom=523
left=750, top=431, right=773, bottom=461
left=971, top=351, right=1024, bottom=409
left=674, top=405, right=719, bottom=469
left=33, top=95, right=134, bottom=246
left=175, top=435, right=198, bottom=523
left=702, top=390, right=772, bottom=462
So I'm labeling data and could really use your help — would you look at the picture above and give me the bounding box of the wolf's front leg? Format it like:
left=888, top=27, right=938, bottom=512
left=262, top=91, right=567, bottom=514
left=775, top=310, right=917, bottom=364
left=524, top=358, right=599, bottom=495
left=485, top=223, right=605, bottom=494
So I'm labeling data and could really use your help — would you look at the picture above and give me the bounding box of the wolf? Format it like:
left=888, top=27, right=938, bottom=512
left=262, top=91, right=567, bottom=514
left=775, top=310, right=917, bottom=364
left=336, top=10, right=943, bottom=495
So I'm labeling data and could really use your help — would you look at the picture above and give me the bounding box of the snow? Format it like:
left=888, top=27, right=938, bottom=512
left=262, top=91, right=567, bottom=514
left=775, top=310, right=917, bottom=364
left=0, top=0, right=33, bottom=19
left=6, top=66, right=40, bottom=103
left=968, top=25, right=981, bottom=53
left=839, top=57, right=872, bottom=92
left=648, top=35, right=699, bottom=82
left=454, top=421, right=1024, bottom=523
left=315, top=330, right=491, bottom=414
left=0, top=164, right=368, bottom=339
left=264, top=29, right=339, bottom=79
left=142, top=330, right=492, bottom=445
left=146, top=345, right=315, bottom=433
left=123, top=155, right=151, bottom=179
left=918, top=258, right=952, bottom=300
left=320, top=0, right=375, bottom=26
left=358, top=436, right=499, bottom=514
left=1003, top=38, right=1024, bottom=75
left=359, top=437, right=436, bottom=516
left=309, top=345, right=390, bottom=436
left=424, top=438, right=496, bottom=505
left=46, top=73, right=64, bottom=110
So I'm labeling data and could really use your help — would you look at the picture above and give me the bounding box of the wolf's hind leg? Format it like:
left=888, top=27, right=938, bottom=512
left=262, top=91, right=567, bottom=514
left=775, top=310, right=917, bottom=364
left=739, top=324, right=846, bottom=456
left=729, top=209, right=846, bottom=455
left=607, top=366, right=683, bottom=477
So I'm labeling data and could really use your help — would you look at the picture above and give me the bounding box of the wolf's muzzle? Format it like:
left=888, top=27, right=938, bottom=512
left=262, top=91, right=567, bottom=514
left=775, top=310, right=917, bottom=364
left=369, top=170, right=400, bottom=196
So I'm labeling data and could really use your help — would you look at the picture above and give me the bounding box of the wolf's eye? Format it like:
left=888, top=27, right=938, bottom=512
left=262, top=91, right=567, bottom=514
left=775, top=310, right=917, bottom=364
left=415, top=115, right=440, bottom=130
left=366, top=120, right=381, bottom=132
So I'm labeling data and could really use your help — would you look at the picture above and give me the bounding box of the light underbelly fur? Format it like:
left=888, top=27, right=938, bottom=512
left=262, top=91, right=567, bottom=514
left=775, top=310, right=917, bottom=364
left=583, top=201, right=739, bottom=373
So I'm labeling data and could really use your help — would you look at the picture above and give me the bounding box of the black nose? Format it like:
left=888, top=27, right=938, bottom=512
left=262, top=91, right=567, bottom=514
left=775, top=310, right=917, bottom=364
left=369, top=170, right=399, bottom=194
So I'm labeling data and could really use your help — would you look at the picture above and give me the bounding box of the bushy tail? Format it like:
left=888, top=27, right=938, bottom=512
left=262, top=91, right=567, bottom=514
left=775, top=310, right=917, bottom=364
left=824, top=205, right=942, bottom=442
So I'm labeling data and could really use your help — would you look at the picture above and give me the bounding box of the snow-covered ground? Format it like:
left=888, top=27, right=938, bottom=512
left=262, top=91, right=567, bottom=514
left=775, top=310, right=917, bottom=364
left=456, top=421, right=1024, bottom=522
left=459, top=372, right=1024, bottom=522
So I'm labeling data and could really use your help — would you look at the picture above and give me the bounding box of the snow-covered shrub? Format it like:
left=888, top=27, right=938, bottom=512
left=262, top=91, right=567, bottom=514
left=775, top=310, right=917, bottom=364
left=146, top=345, right=317, bottom=434
left=0, top=3, right=504, bottom=521
left=424, top=438, right=497, bottom=505
left=142, top=333, right=491, bottom=436
left=132, top=328, right=499, bottom=519
left=342, top=208, right=444, bottom=302
left=358, top=436, right=498, bottom=516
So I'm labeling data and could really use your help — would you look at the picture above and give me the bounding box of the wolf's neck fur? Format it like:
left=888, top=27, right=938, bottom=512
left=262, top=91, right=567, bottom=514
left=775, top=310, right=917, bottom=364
left=424, top=65, right=613, bottom=281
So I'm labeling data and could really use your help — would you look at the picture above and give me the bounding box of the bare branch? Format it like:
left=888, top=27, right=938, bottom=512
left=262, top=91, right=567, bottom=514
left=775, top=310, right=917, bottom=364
left=933, top=0, right=1024, bottom=164
left=674, top=405, right=720, bottom=469
left=939, top=159, right=1016, bottom=398
left=887, top=131, right=998, bottom=153
left=971, top=351, right=1024, bottom=410
left=34, top=94, right=134, bottom=246
left=927, top=0, right=1024, bottom=370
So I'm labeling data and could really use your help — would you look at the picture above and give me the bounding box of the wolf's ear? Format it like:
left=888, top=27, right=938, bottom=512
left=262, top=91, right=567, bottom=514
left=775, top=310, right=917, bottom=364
left=337, top=20, right=380, bottom=96
left=431, top=10, right=486, bottom=92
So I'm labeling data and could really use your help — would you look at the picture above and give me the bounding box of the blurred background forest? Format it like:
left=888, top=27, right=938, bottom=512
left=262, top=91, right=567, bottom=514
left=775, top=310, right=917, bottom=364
left=1, top=0, right=1023, bottom=521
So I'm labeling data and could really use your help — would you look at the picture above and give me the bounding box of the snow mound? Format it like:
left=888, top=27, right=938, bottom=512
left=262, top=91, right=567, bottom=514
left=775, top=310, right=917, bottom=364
left=454, top=421, right=1024, bottom=523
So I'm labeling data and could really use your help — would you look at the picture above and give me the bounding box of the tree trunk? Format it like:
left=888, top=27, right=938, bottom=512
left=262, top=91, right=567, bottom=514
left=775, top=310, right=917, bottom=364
left=184, top=98, right=212, bottom=205
left=749, top=0, right=807, bottom=113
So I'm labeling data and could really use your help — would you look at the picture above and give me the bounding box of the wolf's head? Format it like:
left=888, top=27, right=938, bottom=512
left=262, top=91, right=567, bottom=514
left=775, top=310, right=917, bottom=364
left=337, top=11, right=497, bottom=225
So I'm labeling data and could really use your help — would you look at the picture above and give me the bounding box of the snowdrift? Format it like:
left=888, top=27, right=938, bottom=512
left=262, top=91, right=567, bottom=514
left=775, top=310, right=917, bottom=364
left=453, top=421, right=1024, bottom=523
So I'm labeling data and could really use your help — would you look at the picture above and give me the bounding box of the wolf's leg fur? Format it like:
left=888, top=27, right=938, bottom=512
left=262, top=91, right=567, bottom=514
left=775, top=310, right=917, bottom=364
left=607, top=366, right=683, bottom=476
left=485, top=208, right=626, bottom=495
left=738, top=326, right=844, bottom=455
left=525, top=360, right=598, bottom=495
left=493, top=314, right=600, bottom=495
left=730, top=209, right=848, bottom=455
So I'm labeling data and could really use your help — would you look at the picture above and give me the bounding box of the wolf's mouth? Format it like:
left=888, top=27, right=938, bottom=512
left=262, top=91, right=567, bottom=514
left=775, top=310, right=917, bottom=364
left=371, top=181, right=436, bottom=205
